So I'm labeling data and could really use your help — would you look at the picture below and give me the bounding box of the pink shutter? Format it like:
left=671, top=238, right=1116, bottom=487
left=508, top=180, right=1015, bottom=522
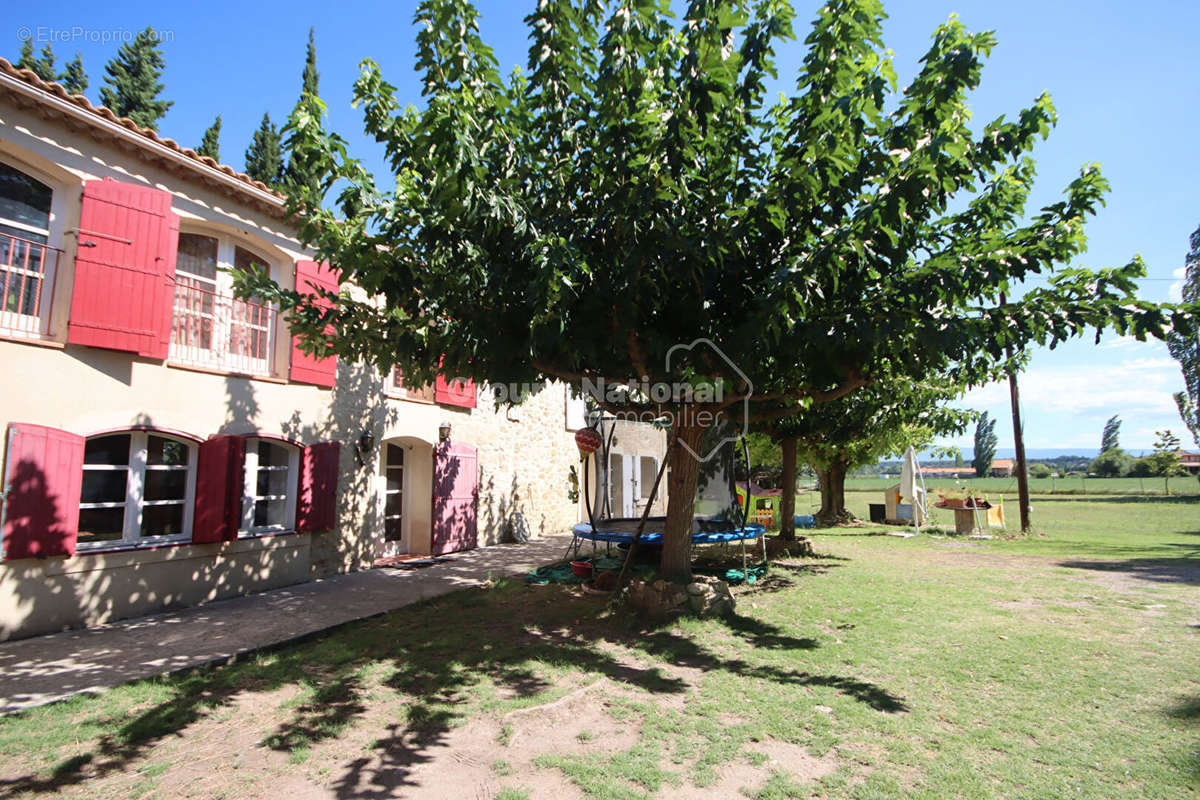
left=435, top=374, right=477, bottom=409
left=67, top=179, right=179, bottom=358
left=432, top=441, right=478, bottom=555
left=288, top=260, right=339, bottom=387
left=2, top=423, right=84, bottom=560
left=297, top=442, right=340, bottom=532
left=193, top=435, right=244, bottom=543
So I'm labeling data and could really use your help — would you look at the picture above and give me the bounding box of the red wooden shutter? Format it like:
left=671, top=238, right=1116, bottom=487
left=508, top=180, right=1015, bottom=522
left=193, top=435, right=245, bottom=543
left=432, top=441, right=478, bottom=555
left=67, top=179, right=179, bottom=358
left=2, top=424, right=84, bottom=560
left=435, top=374, right=477, bottom=409
left=288, top=260, right=339, bottom=388
left=297, top=442, right=340, bottom=532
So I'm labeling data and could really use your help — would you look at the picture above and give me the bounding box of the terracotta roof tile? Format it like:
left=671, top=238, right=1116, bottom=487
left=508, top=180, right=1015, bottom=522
left=0, top=57, right=285, bottom=207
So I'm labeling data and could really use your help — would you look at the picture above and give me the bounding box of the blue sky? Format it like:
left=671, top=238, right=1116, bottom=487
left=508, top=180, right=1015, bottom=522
left=5, top=0, right=1198, bottom=454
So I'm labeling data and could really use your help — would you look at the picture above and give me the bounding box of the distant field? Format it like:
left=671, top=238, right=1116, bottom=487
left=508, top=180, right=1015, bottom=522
left=837, top=475, right=1200, bottom=497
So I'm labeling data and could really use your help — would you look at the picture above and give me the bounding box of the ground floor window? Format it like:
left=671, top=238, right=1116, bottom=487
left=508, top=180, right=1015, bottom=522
left=77, top=432, right=196, bottom=549
left=241, top=438, right=298, bottom=534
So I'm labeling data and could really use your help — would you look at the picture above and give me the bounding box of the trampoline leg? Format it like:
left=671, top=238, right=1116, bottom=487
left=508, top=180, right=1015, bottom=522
left=740, top=536, right=748, bottom=577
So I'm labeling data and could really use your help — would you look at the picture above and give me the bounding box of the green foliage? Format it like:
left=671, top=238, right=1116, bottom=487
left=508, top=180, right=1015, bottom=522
left=1127, top=457, right=1154, bottom=478
left=197, top=115, right=222, bottom=161
left=16, top=38, right=58, bottom=82
left=59, top=52, right=88, bottom=95
left=99, top=27, right=173, bottom=130
left=743, top=432, right=783, bottom=479
left=1167, top=225, right=1200, bottom=447
left=1089, top=448, right=1132, bottom=478
left=1099, top=414, right=1121, bottom=453
left=258, top=0, right=1194, bottom=397
left=284, top=28, right=321, bottom=195
left=1028, top=462, right=1052, bottom=479
left=244, top=113, right=284, bottom=188
left=972, top=412, right=998, bottom=477
left=1144, top=429, right=1187, bottom=494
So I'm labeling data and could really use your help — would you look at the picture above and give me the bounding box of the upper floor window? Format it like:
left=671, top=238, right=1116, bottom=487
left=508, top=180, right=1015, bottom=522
left=241, top=438, right=299, bottom=534
left=170, top=232, right=277, bottom=376
left=0, top=161, right=59, bottom=336
left=77, top=431, right=196, bottom=550
left=387, top=367, right=435, bottom=403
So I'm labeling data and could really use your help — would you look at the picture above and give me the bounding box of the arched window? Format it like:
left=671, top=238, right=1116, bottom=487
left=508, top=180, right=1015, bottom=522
left=77, top=431, right=197, bottom=549
left=241, top=437, right=299, bottom=534
left=170, top=231, right=277, bottom=375
left=0, top=160, right=57, bottom=333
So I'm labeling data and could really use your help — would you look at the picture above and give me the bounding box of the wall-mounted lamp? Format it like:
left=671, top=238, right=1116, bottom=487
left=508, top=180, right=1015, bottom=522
left=438, top=421, right=452, bottom=442
left=355, top=430, right=375, bottom=467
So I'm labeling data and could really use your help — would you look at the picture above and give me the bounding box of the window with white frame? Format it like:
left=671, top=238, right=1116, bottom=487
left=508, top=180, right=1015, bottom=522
left=171, top=232, right=277, bottom=375
left=0, top=160, right=59, bottom=336
left=77, top=432, right=196, bottom=549
left=241, top=438, right=299, bottom=534
left=383, top=443, right=405, bottom=545
left=386, top=367, right=435, bottom=402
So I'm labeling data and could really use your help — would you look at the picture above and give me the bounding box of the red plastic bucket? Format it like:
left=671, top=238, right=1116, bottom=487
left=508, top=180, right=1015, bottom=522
left=570, top=560, right=594, bottom=579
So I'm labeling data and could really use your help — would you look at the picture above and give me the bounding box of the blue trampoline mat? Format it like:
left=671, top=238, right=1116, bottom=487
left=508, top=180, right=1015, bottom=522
left=572, top=521, right=765, bottom=545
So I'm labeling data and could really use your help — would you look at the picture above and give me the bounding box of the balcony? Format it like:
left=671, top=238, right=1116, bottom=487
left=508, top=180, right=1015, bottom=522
left=0, top=233, right=59, bottom=337
left=169, top=278, right=277, bottom=376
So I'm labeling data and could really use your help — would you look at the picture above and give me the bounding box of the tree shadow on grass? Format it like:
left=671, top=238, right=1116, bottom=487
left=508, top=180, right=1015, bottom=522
left=0, top=573, right=908, bottom=798
left=1058, top=544, right=1200, bottom=586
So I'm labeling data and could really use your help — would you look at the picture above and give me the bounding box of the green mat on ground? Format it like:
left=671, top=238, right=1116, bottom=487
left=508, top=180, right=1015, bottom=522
left=693, top=560, right=769, bottom=585
left=525, top=556, right=650, bottom=585
left=526, top=557, right=768, bottom=586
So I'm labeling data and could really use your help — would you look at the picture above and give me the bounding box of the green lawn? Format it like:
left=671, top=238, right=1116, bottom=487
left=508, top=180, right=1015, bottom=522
left=839, top=475, right=1200, bottom=496
left=0, top=496, right=1196, bottom=799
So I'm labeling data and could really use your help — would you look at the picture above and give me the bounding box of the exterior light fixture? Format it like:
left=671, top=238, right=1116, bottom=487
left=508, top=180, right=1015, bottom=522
left=438, top=422, right=452, bottom=442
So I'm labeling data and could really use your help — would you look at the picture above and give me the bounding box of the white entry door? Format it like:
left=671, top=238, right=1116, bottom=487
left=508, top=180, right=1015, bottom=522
left=609, top=453, right=638, bottom=517
left=380, top=442, right=408, bottom=557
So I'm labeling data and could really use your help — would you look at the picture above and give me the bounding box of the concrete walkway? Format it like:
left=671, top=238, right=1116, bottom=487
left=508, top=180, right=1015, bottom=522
left=0, top=535, right=572, bottom=714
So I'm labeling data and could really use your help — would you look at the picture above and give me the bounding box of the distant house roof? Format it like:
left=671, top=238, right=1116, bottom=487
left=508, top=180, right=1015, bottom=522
left=0, top=57, right=286, bottom=217
left=920, top=466, right=973, bottom=476
left=991, top=459, right=1015, bottom=469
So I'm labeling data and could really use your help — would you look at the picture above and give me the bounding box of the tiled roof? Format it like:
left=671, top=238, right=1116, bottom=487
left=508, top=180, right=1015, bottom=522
left=0, top=57, right=286, bottom=215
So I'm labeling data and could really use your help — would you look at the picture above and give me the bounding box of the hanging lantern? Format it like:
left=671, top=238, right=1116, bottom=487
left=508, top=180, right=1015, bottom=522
left=575, top=427, right=603, bottom=456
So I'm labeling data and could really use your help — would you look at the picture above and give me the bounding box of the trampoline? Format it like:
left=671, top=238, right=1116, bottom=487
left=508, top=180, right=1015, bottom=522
left=568, top=416, right=768, bottom=573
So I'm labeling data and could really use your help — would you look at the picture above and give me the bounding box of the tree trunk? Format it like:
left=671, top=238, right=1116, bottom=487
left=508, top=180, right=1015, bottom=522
left=778, top=436, right=797, bottom=540
left=815, top=460, right=854, bottom=526
left=659, top=420, right=707, bottom=582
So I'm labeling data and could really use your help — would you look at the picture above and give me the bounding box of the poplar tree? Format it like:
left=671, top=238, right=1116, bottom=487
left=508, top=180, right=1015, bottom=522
left=99, top=27, right=173, bottom=130
left=244, top=113, right=284, bottom=188
left=1168, top=226, right=1200, bottom=448
left=16, top=38, right=57, bottom=82
left=197, top=116, right=222, bottom=161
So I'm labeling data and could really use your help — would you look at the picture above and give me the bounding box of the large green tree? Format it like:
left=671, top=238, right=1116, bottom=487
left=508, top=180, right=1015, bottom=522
left=972, top=412, right=998, bottom=477
left=244, top=113, right=284, bottom=188
left=99, top=27, right=173, bottom=130
left=242, top=0, right=1194, bottom=581
left=1168, top=226, right=1200, bottom=448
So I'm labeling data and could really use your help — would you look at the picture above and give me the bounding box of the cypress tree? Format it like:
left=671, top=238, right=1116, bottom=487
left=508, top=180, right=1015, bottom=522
left=197, top=115, right=222, bottom=161
left=59, top=53, right=88, bottom=95
left=283, top=28, right=320, bottom=193
left=34, top=43, right=57, bottom=82
left=99, top=27, right=173, bottom=130
left=16, top=38, right=57, bottom=82
left=244, top=113, right=284, bottom=188
left=15, top=37, right=36, bottom=73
